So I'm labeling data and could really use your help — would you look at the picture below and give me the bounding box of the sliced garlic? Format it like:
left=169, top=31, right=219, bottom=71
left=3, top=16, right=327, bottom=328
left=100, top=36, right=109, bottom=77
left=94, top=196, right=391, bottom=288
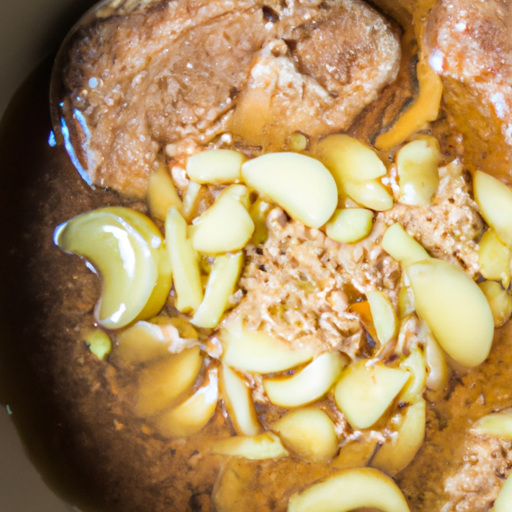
left=54, top=207, right=172, bottom=330
left=211, top=432, right=289, bottom=460
left=116, top=321, right=176, bottom=364
left=398, top=273, right=415, bottom=318
left=478, top=229, right=512, bottom=288
left=371, top=399, right=426, bottom=476
left=83, top=329, right=112, bottom=360
left=220, top=364, right=260, bottom=436
left=478, top=281, right=512, bottom=328
left=249, top=197, right=272, bottom=245
left=343, top=179, right=394, bottom=212
left=494, top=471, right=512, bottom=512
left=316, top=134, right=388, bottom=184
left=334, top=361, right=409, bottom=429
left=263, top=352, right=347, bottom=408
left=136, top=346, right=203, bottom=417
left=186, top=149, right=245, bottom=185
left=148, top=158, right=183, bottom=221
left=381, top=223, right=430, bottom=265
left=474, top=170, right=512, bottom=247
left=471, top=408, right=512, bottom=439
left=220, top=318, right=314, bottom=374
left=366, top=290, right=398, bottom=345
left=287, top=467, right=411, bottom=512
left=241, top=152, right=338, bottom=229
left=399, top=347, right=427, bottom=403
left=165, top=207, right=203, bottom=314
left=182, top=180, right=203, bottom=222
left=396, top=136, right=440, bottom=207
left=424, top=326, right=449, bottom=393
left=326, top=208, right=373, bottom=243
left=272, top=408, right=338, bottom=462
left=154, top=368, right=218, bottom=438
left=405, top=258, right=494, bottom=368
left=288, top=132, right=308, bottom=152
left=190, top=185, right=254, bottom=254
left=192, top=252, right=244, bottom=328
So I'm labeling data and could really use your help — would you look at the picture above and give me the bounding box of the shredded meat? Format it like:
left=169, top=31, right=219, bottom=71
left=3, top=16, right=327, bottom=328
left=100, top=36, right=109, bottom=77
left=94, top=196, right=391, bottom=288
left=59, top=0, right=400, bottom=198
left=230, top=158, right=483, bottom=363
left=441, top=433, right=512, bottom=512
left=233, top=207, right=403, bottom=360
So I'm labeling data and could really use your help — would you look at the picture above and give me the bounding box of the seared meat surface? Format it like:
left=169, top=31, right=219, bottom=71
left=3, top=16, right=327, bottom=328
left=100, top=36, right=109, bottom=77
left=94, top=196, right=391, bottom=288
left=60, top=0, right=400, bottom=198
left=425, top=0, right=512, bottom=185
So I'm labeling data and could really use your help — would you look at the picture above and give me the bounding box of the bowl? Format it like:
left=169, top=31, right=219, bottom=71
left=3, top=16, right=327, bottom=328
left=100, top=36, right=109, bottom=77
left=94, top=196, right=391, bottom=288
left=0, top=1, right=97, bottom=510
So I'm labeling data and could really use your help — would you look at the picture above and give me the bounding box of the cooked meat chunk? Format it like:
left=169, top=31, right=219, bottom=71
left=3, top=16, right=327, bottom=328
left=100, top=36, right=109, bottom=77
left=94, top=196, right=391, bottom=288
left=441, top=433, right=512, bottom=512
left=59, top=0, right=400, bottom=198
left=425, top=0, right=512, bottom=185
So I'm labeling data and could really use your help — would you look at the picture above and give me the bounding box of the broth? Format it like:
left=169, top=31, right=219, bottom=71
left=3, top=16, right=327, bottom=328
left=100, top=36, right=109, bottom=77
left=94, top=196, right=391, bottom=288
left=1, top=26, right=512, bottom=512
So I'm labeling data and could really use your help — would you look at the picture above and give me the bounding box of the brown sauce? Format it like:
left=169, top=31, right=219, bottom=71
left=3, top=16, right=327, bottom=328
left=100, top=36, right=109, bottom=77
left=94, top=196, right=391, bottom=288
left=2, top=36, right=512, bottom=512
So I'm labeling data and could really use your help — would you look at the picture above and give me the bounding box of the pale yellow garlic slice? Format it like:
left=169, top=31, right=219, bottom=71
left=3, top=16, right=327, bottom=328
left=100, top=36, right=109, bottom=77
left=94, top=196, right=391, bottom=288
left=241, top=152, right=337, bottom=229
left=147, top=159, right=183, bottom=221
left=192, top=252, right=244, bottom=329
left=478, top=229, right=512, bottom=288
left=424, top=327, right=449, bottom=393
left=399, top=347, right=427, bottom=403
left=343, top=179, right=394, bottom=212
left=315, top=134, right=393, bottom=211
left=190, top=185, right=254, bottom=254
left=182, top=180, right=203, bottom=221
left=381, top=223, right=430, bottom=265
left=396, top=136, right=440, bottom=207
left=471, top=408, right=512, bottom=440
left=220, top=364, right=260, bottom=436
left=154, top=368, right=218, bottom=438
left=54, top=207, right=172, bottom=330
left=366, top=290, right=398, bottom=345
left=116, top=320, right=186, bottom=364
left=398, top=272, right=415, bottom=318
left=272, top=408, right=338, bottom=462
left=494, top=471, right=512, bottom=512
left=165, top=207, right=203, bottom=314
left=316, top=134, right=388, bottom=183
left=211, top=432, right=289, bottom=460
left=136, top=346, right=203, bottom=417
left=287, top=467, right=411, bottom=512
left=474, top=170, right=512, bottom=247
left=371, top=399, right=426, bottom=476
left=288, top=132, right=308, bottom=152
left=220, top=319, right=314, bottom=374
left=263, top=352, right=347, bottom=408
left=334, top=361, right=409, bottom=429
left=325, top=208, right=374, bottom=243
left=405, top=258, right=494, bottom=368
left=478, top=281, right=512, bottom=328
left=83, top=329, right=112, bottom=361
left=186, top=149, right=245, bottom=184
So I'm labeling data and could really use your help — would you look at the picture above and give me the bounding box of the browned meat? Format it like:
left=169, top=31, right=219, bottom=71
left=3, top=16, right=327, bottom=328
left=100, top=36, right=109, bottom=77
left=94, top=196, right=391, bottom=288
left=425, top=0, right=512, bottom=185
left=59, top=0, right=400, bottom=198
